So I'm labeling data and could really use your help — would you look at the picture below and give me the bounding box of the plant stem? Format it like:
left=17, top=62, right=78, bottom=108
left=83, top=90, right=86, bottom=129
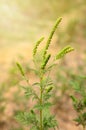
left=40, top=75, right=43, bottom=130
left=40, top=87, right=43, bottom=130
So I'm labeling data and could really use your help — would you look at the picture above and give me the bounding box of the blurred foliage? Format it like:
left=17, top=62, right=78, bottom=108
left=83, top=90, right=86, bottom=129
left=70, top=74, right=86, bottom=129
left=53, top=58, right=86, bottom=110
left=0, top=56, right=32, bottom=130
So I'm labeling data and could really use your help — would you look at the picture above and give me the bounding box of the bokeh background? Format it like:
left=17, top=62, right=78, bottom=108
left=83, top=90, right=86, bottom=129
left=0, top=0, right=86, bottom=130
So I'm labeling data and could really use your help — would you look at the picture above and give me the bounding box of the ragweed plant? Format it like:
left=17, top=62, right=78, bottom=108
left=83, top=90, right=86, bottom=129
left=70, top=76, right=86, bottom=130
left=15, top=18, right=74, bottom=130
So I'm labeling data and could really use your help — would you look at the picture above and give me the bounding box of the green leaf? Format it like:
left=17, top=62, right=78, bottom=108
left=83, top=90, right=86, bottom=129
left=74, top=117, right=81, bottom=125
left=22, top=86, right=39, bottom=100
left=43, top=102, right=52, bottom=108
left=23, top=86, right=33, bottom=98
left=47, top=63, right=56, bottom=71
left=34, top=102, right=52, bottom=110
left=74, top=113, right=86, bottom=126
left=15, top=111, right=39, bottom=127
left=43, top=93, right=51, bottom=101
left=70, top=95, right=77, bottom=103
left=43, top=115, right=58, bottom=129
left=46, top=86, right=53, bottom=93
left=30, top=126, right=39, bottom=130
left=40, top=77, right=53, bottom=89
left=70, top=81, right=81, bottom=92
left=83, top=98, right=86, bottom=106
left=15, top=111, right=30, bottom=126
left=32, top=82, right=40, bottom=87
left=73, top=100, right=84, bottom=112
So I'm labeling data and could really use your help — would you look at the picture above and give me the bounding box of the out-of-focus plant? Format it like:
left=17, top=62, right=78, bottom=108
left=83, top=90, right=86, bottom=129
left=70, top=75, right=86, bottom=130
left=0, top=56, right=32, bottom=130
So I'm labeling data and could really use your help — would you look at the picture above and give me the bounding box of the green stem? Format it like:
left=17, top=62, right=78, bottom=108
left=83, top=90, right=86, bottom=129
left=40, top=75, right=43, bottom=130
left=40, top=87, right=43, bottom=130
left=39, top=68, right=52, bottom=130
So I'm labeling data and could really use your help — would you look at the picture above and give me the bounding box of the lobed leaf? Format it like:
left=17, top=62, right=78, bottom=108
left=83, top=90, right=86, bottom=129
left=34, top=102, right=52, bottom=110
left=43, top=115, right=58, bottom=129
left=15, top=111, right=39, bottom=128
left=22, top=86, right=39, bottom=100
left=15, top=111, right=30, bottom=126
